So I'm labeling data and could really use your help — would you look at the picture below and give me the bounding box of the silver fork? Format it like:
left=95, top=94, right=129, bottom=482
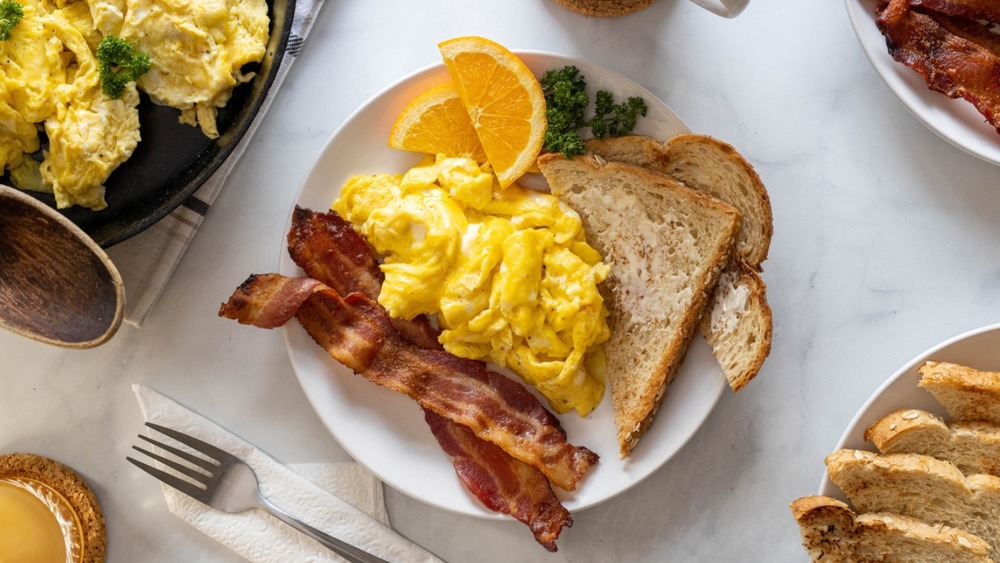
left=127, top=422, right=389, bottom=563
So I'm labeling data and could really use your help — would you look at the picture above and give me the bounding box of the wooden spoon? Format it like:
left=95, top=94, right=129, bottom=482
left=0, top=184, right=124, bottom=348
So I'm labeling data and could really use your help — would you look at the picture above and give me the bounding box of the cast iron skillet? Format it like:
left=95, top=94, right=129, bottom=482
left=1, top=0, right=295, bottom=248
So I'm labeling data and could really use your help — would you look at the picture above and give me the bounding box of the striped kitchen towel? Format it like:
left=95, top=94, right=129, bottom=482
left=107, top=0, right=324, bottom=326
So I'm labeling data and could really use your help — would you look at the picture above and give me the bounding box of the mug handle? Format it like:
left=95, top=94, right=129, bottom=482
left=688, top=0, right=748, bottom=17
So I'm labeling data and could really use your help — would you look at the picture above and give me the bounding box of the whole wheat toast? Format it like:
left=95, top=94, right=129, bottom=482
left=827, top=449, right=1000, bottom=559
left=585, top=134, right=772, bottom=391
left=790, top=495, right=994, bottom=563
left=537, top=153, right=740, bottom=457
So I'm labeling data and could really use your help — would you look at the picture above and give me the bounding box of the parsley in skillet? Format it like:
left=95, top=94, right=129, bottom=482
left=97, top=36, right=151, bottom=99
left=0, top=0, right=23, bottom=41
left=540, top=65, right=648, bottom=158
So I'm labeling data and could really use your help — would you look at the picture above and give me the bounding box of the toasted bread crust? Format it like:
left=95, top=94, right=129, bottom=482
left=867, top=408, right=1000, bottom=477
left=866, top=409, right=950, bottom=452
left=538, top=153, right=740, bottom=457
left=919, top=362, right=1000, bottom=423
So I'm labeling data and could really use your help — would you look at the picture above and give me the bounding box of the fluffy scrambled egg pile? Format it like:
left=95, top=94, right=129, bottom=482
left=0, top=0, right=268, bottom=210
left=334, top=156, right=612, bottom=416
left=1, top=0, right=140, bottom=209
left=90, top=0, right=269, bottom=139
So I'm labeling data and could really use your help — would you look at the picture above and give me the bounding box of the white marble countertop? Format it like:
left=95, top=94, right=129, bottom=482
left=4, top=0, right=1000, bottom=561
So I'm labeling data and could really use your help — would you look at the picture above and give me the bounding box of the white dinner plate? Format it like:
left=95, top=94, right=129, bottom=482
left=819, top=323, right=1000, bottom=498
left=280, top=51, right=726, bottom=518
left=845, top=0, right=1000, bottom=166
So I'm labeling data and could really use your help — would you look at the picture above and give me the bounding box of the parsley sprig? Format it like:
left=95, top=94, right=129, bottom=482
left=539, top=65, right=649, bottom=158
left=0, top=0, right=23, bottom=41
left=96, top=36, right=151, bottom=99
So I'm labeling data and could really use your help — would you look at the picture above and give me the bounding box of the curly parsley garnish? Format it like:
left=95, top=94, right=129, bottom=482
left=96, top=35, right=151, bottom=99
left=0, top=0, right=24, bottom=41
left=540, top=65, right=649, bottom=158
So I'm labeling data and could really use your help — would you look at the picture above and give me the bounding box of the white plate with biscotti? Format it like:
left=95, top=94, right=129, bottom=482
left=280, top=52, right=731, bottom=519
left=845, top=0, right=1000, bottom=167
left=819, top=323, right=1000, bottom=498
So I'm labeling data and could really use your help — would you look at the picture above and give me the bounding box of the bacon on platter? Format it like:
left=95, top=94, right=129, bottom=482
left=877, top=0, right=1000, bottom=133
left=925, top=8, right=1000, bottom=58
left=913, top=0, right=1000, bottom=24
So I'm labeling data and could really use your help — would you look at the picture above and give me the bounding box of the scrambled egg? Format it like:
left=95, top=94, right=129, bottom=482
left=91, top=0, right=270, bottom=139
left=1, top=0, right=141, bottom=210
left=0, top=0, right=268, bottom=210
left=334, top=156, right=612, bottom=416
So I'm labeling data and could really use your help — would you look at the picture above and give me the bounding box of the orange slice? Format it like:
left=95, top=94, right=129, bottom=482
left=388, top=83, right=488, bottom=162
left=438, top=36, right=546, bottom=188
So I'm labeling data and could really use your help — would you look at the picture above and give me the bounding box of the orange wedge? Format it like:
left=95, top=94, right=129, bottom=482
left=388, top=83, right=488, bottom=162
left=438, top=36, right=546, bottom=188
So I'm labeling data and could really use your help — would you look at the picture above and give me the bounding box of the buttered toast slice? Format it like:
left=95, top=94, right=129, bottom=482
left=585, top=134, right=772, bottom=391
left=866, top=409, right=1000, bottom=477
left=538, top=153, right=741, bottom=457
left=790, top=495, right=994, bottom=563
left=585, top=134, right=771, bottom=264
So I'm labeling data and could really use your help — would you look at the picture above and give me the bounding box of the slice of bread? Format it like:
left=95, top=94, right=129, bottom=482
left=790, top=495, right=994, bottom=563
left=537, top=153, right=740, bottom=457
left=585, top=134, right=772, bottom=265
left=919, top=362, right=1000, bottom=423
left=826, top=449, right=1000, bottom=558
left=697, top=258, right=772, bottom=391
left=866, top=409, right=1000, bottom=477
left=584, top=134, right=772, bottom=391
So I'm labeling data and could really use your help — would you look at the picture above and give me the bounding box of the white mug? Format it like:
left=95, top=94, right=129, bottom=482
left=688, top=0, right=748, bottom=17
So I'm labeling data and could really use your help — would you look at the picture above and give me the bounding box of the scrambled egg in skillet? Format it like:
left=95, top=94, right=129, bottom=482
left=1, top=0, right=140, bottom=210
left=0, top=0, right=268, bottom=210
left=334, top=156, right=612, bottom=416
left=91, top=0, right=269, bottom=139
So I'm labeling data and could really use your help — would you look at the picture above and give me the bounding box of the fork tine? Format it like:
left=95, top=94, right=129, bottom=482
left=145, top=422, right=234, bottom=462
left=127, top=455, right=210, bottom=502
left=138, top=434, right=218, bottom=472
left=131, top=444, right=213, bottom=484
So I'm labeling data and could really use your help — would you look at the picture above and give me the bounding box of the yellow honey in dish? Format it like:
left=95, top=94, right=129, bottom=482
left=0, top=480, right=67, bottom=563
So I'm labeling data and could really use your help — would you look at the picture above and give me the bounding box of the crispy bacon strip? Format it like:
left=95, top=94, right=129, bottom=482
left=926, top=9, right=1000, bottom=58
left=287, top=206, right=383, bottom=299
left=913, top=0, right=1000, bottom=23
left=218, top=275, right=324, bottom=328
left=286, top=207, right=575, bottom=549
left=424, top=410, right=571, bottom=552
left=877, top=0, right=1000, bottom=133
left=287, top=206, right=440, bottom=350
left=220, top=273, right=598, bottom=492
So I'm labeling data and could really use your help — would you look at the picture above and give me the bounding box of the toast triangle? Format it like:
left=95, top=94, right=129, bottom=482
left=538, top=153, right=740, bottom=457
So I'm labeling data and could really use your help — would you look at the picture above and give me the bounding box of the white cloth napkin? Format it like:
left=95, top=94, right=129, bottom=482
left=132, top=384, right=444, bottom=563
left=107, top=0, right=325, bottom=327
